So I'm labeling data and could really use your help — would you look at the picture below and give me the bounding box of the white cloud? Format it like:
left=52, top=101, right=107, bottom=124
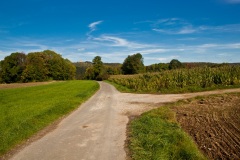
left=145, top=57, right=167, bottom=61
left=177, top=37, right=197, bottom=41
left=224, top=0, right=240, bottom=4
left=198, top=43, right=240, bottom=49
left=92, top=35, right=154, bottom=49
left=133, top=48, right=168, bottom=55
left=153, top=27, right=197, bottom=34
left=93, top=36, right=129, bottom=47
left=152, top=18, right=240, bottom=35
left=145, top=55, right=180, bottom=63
left=152, top=18, right=198, bottom=34
left=86, top=21, right=104, bottom=39
left=153, top=23, right=240, bottom=34
left=178, top=26, right=196, bottom=34
left=88, top=20, right=103, bottom=33
left=199, top=24, right=240, bottom=32
left=77, top=48, right=85, bottom=51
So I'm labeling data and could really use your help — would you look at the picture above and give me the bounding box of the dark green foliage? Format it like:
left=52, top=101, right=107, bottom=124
left=75, top=62, right=121, bottom=80
left=84, top=67, right=95, bottom=80
left=21, top=52, right=49, bottom=82
left=121, top=53, right=144, bottom=74
left=93, top=56, right=104, bottom=79
left=0, top=50, right=76, bottom=83
left=0, top=52, right=26, bottom=83
left=105, top=64, right=122, bottom=75
left=84, top=56, right=109, bottom=80
left=169, top=59, right=183, bottom=70
left=146, top=63, right=169, bottom=72
left=74, top=62, right=93, bottom=79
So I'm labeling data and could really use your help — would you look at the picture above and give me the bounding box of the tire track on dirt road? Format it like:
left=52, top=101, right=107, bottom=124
left=8, top=82, right=240, bottom=160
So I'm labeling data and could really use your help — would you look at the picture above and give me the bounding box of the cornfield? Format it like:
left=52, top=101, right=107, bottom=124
left=108, top=66, right=240, bottom=93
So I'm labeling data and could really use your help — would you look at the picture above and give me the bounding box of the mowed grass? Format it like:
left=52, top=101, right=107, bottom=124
left=0, top=80, right=99, bottom=156
left=129, top=106, right=207, bottom=160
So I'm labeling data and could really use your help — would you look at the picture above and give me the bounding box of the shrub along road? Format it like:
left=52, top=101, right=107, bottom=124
left=9, top=82, right=240, bottom=160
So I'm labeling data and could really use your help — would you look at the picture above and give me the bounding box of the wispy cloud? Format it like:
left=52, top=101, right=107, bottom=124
left=93, top=35, right=128, bottom=47
left=152, top=18, right=198, bottom=34
left=199, top=24, right=240, bottom=32
left=92, top=35, right=154, bottom=49
left=153, top=27, right=196, bottom=34
left=223, top=0, right=240, bottom=4
left=144, top=55, right=180, bottom=63
left=87, top=20, right=103, bottom=37
left=198, top=43, right=240, bottom=49
left=133, top=48, right=168, bottom=55
left=152, top=18, right=240, bottom=35
left=77, top=48, right=85, bottom=51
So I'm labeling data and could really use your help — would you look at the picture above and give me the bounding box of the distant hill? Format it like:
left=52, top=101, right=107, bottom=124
left=183, top=62, right=240, bottom=68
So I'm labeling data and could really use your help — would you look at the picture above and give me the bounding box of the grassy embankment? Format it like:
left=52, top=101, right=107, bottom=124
left=128, top=105, right=207, bottom=160
left=0, top=80, right=99, bottom=156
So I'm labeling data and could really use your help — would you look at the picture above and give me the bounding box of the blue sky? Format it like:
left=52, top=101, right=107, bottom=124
left=0, top=0, right=240, bottom=65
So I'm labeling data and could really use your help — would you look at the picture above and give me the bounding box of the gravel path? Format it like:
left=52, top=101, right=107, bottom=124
left=9, top=82, right=240, bottom=160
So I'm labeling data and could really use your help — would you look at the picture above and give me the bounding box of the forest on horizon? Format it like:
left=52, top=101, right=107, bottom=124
left=0, top=50, right=239, bottom=83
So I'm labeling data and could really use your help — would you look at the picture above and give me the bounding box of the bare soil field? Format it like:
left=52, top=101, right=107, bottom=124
left=172, top=93, right=240, bottom=160
left=0, top=81, right=55, bottom=89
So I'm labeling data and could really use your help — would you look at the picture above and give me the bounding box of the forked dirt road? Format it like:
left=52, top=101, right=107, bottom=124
left=9, top=82, right=240, bottom=160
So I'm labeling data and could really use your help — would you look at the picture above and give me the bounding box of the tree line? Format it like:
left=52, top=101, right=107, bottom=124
left=0, top=50, right=76, bottom=83
left=79, top=53, right=184, bottom=80
left=76, top=53, right=145, bottom=80
left=80, top=53, right=239, bottom=81
left=1, top=50, right=235, bottom=83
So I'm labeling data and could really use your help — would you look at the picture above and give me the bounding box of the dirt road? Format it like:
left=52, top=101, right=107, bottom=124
left=9, top=82, right=240, bottom=160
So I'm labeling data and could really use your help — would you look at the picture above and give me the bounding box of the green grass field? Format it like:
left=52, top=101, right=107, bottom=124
left=129, top=106, right=207, bottom=160
left=0, top=80, right=99, bottom=156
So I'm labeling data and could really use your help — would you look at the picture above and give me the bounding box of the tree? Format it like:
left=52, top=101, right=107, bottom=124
left=21, top=52, right=49, bottom=82
left=92, top=56, right=103, bottom=79
left=121, top=53, right=144, bottom=74
left=21, top=50, right=76, bottom=82
left=84, top=67, right=95, bottom=80
left=0, top=60, right=3, bottom=83
left=74, top=62, right=93, bottom=80
left=84, top=56, right=109, bottom=80
left=42, top=50, right=76, bottom=80
left=0, top=52, right=26, bottom=83
left=169, top=59, right=183, bottom=70
left=0, top=50, right=76, bottom=83
left=146, top=63, right=169, bottom=72
left=63, top=59, right=76, bottom=80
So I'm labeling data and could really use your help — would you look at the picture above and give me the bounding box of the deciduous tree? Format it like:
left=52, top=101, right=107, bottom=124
left=0, top=52, right=26, bottom=83
left=169, top=59, right=183, bottom=70
left=121, top=53, right=144, bottom=74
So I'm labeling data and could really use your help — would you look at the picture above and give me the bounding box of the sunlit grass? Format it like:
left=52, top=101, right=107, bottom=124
left=0, top=80, right=99, bottom=155
left=129, top=106, right=207, bottom=160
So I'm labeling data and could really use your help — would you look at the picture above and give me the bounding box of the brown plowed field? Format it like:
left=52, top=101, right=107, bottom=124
left=172, top=93, right=240, bottom=160
left=0, top=81, right=55, bottom=89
